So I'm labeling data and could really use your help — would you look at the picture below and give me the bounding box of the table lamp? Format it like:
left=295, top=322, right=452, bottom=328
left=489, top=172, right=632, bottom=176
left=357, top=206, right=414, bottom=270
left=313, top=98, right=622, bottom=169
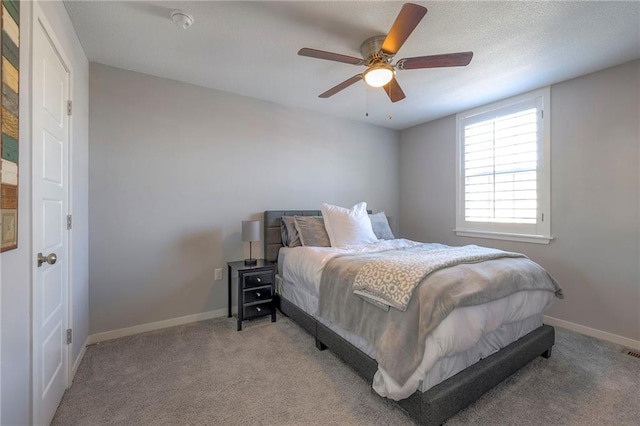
left=242, top=220, right=260, bottom=266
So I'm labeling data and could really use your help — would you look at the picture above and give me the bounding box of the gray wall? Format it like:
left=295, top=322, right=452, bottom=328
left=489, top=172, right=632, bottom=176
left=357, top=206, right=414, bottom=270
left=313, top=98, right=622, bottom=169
left=0, top=1, right=89, bottom=423
left=89, top=63, right=400, bottom=334
left=400, top=60, right=640, bottom=342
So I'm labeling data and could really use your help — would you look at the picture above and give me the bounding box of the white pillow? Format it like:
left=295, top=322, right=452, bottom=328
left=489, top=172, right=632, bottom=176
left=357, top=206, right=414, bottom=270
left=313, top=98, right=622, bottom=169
left=321, top=202, right=378, bottom=247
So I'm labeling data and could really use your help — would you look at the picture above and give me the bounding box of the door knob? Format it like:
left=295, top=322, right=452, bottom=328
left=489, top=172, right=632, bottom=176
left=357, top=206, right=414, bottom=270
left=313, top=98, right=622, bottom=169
left=37, top=252, right=58, bottom=267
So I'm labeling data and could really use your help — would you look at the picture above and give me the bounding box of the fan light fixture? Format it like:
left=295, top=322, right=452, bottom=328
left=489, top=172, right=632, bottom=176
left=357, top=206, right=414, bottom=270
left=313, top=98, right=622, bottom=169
left=363, top=63, right=394, bottom=87
left=298, top=3, right=473, bottom=102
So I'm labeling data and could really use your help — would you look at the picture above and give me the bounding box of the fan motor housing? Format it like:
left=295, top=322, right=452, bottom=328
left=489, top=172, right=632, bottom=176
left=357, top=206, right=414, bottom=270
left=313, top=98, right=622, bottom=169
left=360, top=35, right=391, bottom=65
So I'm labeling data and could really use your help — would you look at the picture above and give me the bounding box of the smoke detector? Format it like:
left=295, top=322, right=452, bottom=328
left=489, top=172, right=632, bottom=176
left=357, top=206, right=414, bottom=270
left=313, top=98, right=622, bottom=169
left=170, top=10, right=194, bottom=29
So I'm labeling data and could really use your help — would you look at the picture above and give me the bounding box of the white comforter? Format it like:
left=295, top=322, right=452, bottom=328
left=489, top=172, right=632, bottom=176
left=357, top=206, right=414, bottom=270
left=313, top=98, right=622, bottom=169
left=279, top=239, right=555, bottom=400
left=281, top=239, right=423, bottom=297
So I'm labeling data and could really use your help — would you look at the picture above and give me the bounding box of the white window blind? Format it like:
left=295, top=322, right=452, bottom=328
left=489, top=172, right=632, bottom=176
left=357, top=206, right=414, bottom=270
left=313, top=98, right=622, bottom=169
left=464, top=107, right=538, bottom=224
left=455, top=88, right=551, bottom=244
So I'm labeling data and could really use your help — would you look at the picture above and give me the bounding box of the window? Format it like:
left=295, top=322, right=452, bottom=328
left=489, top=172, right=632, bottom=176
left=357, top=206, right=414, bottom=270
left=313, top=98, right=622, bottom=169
left=455, top=87, right=551, bottom=244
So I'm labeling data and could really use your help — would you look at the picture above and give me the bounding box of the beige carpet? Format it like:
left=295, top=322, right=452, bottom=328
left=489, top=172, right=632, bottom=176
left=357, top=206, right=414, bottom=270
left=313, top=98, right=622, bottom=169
left=52, top=314, right=640, bottom=425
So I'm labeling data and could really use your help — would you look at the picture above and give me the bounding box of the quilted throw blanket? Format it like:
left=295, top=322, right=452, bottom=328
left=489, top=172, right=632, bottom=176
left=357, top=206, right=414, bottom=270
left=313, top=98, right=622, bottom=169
left=318, top=243, right=563, bottom=387
left=353, top=244, right=526, bottom=311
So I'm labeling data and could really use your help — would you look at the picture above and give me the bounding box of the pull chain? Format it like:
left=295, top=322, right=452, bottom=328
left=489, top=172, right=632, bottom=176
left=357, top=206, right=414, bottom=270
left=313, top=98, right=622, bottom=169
left=365, top=83, right=370, bottom=117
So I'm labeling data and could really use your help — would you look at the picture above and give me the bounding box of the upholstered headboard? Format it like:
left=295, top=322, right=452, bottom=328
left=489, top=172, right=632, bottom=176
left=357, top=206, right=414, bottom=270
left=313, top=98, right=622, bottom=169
left=264, top=210, right=321, bottom=263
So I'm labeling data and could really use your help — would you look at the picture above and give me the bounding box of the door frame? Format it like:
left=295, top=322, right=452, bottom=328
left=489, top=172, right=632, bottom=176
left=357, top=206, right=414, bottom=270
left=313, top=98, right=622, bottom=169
left=30, top=1, right=74, bottom=423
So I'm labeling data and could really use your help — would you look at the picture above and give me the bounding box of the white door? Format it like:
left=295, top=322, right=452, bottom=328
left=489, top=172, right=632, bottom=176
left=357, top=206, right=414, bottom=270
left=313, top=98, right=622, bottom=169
left=32, top=6, right=72, bottom=425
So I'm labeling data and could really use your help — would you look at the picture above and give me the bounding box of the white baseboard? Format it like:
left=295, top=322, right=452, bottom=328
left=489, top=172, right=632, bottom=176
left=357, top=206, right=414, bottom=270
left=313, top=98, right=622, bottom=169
left=544, top=315, right=640, bottom=350
left=85, top=311, right=640, bottom=351
left=70, top=338, right=88, bottom=382
left=87, top=308, right=229, bottom=345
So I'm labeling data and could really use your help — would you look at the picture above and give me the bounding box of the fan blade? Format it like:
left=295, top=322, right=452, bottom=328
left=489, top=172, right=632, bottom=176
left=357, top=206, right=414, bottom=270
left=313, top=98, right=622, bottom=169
left=383, top=77, right=406, bottom=103
left=298, top=48, right=365, bottom=65
left=319, top=74, right=363, bottom=98
left=396, top=52, right=473, bottom=70
left=381, top=3, right=428, bottom=55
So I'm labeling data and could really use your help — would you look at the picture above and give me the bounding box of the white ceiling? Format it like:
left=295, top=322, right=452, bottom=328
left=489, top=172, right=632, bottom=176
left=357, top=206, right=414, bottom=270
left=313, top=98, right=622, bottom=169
left=64, top=1, right=640, bottom=130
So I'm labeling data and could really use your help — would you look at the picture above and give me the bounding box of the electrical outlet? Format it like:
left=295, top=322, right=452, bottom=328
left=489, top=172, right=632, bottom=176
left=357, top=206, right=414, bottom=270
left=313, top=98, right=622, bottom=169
left=214, top=268, right=222, bottom=281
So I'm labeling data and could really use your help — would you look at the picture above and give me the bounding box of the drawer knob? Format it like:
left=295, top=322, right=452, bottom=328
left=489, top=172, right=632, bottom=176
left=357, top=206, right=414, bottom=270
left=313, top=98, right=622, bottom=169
left=256, top=292, right=261, bottom=297
left=257, top=277, right=261, bottom=282
left=256, top=307, right=261, bottom=312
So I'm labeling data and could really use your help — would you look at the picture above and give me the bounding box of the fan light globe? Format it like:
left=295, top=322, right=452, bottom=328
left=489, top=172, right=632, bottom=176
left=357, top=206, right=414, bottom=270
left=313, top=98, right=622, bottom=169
left=363, top=64, right=394, bottom=87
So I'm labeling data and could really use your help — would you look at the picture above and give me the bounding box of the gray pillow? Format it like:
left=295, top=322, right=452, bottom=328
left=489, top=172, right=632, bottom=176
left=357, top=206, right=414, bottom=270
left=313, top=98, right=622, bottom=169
left=281, top=216, right=301, bottom=247
left=369, top=212, right=395, bottom=240
left=293, top=216, right=331, bottom=247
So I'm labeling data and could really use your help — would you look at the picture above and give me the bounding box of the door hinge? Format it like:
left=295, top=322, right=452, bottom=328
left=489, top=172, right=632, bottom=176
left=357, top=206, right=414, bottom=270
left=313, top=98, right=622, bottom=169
left=67, top=215, right=72, bottom=230
left=541, top=213, right=544, bottom=222
left=66, top=329, right=72, bottom=345
left=67, top=100, right=72, bottom=116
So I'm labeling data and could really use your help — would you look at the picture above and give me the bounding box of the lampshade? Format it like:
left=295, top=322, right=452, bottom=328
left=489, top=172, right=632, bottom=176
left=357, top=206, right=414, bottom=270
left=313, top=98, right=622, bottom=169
left=363, top=63, right=394, bottom=88
left=242, top=220, right=260, bottom=242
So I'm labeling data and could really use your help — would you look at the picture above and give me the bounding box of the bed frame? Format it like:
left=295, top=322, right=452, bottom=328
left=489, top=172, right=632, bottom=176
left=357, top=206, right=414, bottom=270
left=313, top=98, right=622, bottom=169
left=264, top=211, right=554, bottom=426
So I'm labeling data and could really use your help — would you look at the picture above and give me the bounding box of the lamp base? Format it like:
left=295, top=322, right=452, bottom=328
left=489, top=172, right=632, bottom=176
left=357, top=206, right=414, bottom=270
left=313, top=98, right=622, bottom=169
left=244, top=258, right=257, bottom=267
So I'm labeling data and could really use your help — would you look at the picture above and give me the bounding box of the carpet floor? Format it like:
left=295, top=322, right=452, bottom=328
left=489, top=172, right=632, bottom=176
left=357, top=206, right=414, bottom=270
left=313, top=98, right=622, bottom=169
left=52, top=314, right=640, bottom=425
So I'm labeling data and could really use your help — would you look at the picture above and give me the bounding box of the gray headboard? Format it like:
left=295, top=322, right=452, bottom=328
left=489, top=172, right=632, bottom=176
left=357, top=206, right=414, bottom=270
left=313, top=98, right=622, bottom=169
left=264, top=210, right=321, bottom=263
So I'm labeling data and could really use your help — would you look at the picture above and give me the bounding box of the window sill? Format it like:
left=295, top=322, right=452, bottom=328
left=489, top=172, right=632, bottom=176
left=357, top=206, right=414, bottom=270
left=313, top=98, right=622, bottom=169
left=454, top=229, right=553, bottom=245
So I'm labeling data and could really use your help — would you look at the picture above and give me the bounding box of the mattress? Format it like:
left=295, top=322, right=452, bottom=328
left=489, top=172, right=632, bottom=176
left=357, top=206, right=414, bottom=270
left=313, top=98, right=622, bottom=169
left=277, top=272, right=552, bottom=400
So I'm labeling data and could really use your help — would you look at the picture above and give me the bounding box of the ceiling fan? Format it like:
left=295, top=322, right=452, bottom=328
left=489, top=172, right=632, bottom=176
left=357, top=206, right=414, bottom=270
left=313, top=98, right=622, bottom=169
left=298, top=3, right=473, bottom=103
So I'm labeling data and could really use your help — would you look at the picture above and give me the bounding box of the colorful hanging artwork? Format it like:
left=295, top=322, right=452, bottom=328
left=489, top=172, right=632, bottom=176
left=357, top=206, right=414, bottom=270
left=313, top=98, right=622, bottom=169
left=1, top=0, right=19, bottom=252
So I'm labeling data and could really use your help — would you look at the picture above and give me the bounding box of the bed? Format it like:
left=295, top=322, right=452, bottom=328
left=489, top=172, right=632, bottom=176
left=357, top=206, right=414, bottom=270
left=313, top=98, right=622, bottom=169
left=264, top=209, right=559, bottom=425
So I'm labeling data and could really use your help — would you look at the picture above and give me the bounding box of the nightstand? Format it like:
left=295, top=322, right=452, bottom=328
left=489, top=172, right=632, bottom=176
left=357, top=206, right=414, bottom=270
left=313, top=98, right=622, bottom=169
left=227, top=259, right=276, bottom=331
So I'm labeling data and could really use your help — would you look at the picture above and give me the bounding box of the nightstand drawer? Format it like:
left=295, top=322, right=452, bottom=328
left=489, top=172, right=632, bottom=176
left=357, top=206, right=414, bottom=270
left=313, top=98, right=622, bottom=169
left=228, top=259, right=276, bottom=331
left=244, top=286, right=273, bottom=304
left=243, top=304, right=272, bottom=320
left=243, top=271, right=273, bottom=288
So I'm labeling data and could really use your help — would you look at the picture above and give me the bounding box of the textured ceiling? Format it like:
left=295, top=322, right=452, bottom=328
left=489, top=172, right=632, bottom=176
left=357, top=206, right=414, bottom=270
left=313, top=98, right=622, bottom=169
left=64, top=1, right=640, bottom=130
